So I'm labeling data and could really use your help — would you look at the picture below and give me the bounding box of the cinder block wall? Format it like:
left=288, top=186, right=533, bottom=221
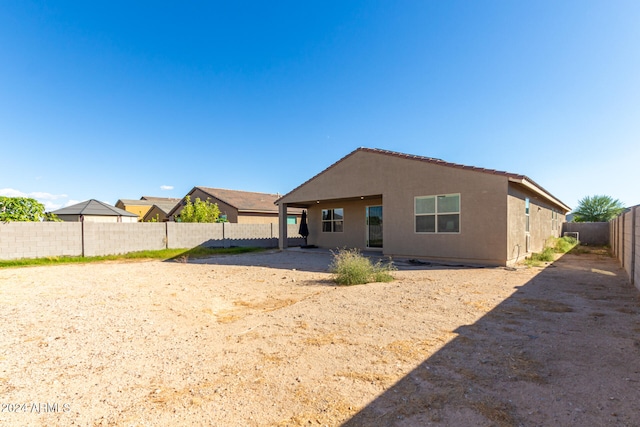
left=167, top=223, right=224, bottom=249
left=0, top=222, right=82, bottom=260
left=561, top=222, right=610, bottom=245
left=635, top=208, right=640, bottom=289
left=225, top=223, right=273, bottom=239
left=610, top=205, right=639, bottom=291
left=286, top=223, right=305, bottom=247
left=83, top=223, right=167, bottom=257
left=623, top=213, right=633, bottom=276
left=0, top=222, right=305, bottom=260
left=224, top=223, right=276, bottom=248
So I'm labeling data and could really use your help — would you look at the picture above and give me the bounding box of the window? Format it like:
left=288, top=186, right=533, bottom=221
left=525, top=198, right=530, bottom=233
left=322, top=208, right=343, bottom=232
left=415, top=194, right=460, bottom=233
left=287, top=215, right=297, bottom=225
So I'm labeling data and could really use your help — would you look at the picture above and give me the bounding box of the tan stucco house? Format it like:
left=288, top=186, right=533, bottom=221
left=276, top=148, right=570, bottom=266
left=169, top=187, right=302, bottom=224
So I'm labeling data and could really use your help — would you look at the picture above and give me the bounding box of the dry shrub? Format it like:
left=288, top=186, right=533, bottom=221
left=329, top=248, right=395, bottom=285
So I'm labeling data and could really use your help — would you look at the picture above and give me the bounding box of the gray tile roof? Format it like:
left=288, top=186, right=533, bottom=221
left=52, top=199, right=138, bottom=217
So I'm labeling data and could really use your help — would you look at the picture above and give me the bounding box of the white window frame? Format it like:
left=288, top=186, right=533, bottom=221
left=321, top=208, right=344, bottom=233
left=414, top=193, right=461, bottom=234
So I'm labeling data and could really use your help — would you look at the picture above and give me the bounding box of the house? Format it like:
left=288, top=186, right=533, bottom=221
left=168, top=187, right=302, bottom=224
left=114, top=199, right=154, bottom=220
left=51, top=199, right=139, bottom=223
left=276, top=148, right=571, bottom=266
left=142, top=200, right=182, bottom=222
left=115, top=197, right=181, bottom=221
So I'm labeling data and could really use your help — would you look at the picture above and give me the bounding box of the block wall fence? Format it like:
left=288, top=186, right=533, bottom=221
left=561, top=222, right=610, bottom=246
left=610, top=205, right=640, bottom=291
left=0, top=222, right=304, bottom=260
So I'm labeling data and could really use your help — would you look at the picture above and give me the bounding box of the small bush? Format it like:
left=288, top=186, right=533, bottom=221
left=329, top=248, right=395, bottom=285
left=525, top=236, right=579, bottom=266
left=529, top=247, right=555, bottom=263
left=554, top=236, right=579, bottom=253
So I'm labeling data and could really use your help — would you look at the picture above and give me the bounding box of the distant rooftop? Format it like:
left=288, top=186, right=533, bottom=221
left=51, top=199, right=138, bottom=217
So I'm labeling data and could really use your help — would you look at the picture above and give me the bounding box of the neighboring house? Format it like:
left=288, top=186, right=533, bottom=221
left=169, top=187, right=301, bottom=224
left=115, top=197, right=181, bottom=221
left=276, top=148, right=571, bottom=266
left=115, top=199, right=155, bottom=220
left=142, top=200, right=182, bottom=222
left=51, top=199, right=139, bottom=223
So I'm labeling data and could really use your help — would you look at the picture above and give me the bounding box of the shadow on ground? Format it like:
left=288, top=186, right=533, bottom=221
left=186, top=248, right=334, bottom=273
left=341, top=250, right=640, bottom=426
left=183, top=247, right=495, bottom=274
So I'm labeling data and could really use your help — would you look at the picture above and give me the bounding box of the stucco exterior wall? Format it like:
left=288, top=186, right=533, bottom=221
left=281, top=150, right=512, bottom=265
left=237, top=213, right=279, bottom=224
left=507, top=184, right=566, bottom=264
left=382, top=167, right=507, bottom=265
left=307, top=198, right=383, bottom=250
left=280, top=149, right=570, bottom=265
left=122, top=205, right=150, bottom=220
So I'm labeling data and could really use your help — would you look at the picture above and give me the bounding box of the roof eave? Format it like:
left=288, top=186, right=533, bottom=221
left=509, top=177, right=571, bottom=212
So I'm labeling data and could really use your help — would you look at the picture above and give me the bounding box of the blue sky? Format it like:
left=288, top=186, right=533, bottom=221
left=1, top=1, right=638, bottom=212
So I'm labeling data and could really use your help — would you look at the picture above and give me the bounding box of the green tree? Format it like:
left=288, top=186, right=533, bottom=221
left=0, top=197, right=47, bottom=222
left=44, top=212, right=62, bottom=222
left=572, top=195, right=625, bottom=222
left=178, top=196, right=222, bottom=223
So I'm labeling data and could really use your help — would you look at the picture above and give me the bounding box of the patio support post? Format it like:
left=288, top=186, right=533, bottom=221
left=278, top=203, right=288, bottom=250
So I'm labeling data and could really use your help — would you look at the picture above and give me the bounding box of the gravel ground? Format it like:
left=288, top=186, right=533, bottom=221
left=0, top=248, right=638, bottom=426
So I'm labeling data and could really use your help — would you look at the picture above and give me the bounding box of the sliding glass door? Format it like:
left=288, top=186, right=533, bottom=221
left=366, top=206, right=383, bottom=248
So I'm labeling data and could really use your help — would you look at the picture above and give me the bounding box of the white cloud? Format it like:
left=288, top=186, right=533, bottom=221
left=0, top=188, right=74, bottom=212
left=0, top=188, right=28, bottom=197
left=160, top=185, right=174, bottom=191
left=65, top=199, right=81, bottom=207
left=43, top=201, right=63, bottom=211
left=30, top=191, right=69, bottom=200
left=0, top=188, right=68, bottom=200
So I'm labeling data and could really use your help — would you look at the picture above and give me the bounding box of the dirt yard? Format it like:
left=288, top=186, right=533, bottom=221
left=0, top=248, right=639, bottom=426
